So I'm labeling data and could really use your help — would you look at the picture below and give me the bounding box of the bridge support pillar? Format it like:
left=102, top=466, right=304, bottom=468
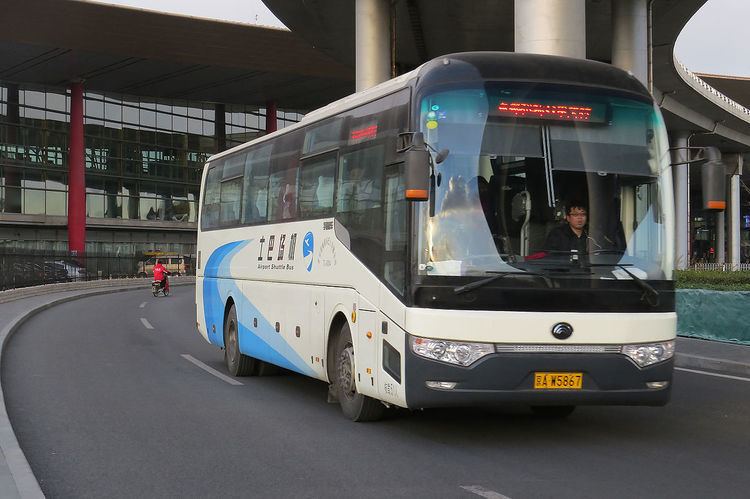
left=611, top=0, right=648, bottom=86
left=716, top=211, right=725, bottom=265
left=727, top=154, right=743, bottom=269
left=671, top=131, right=690, bottom=270
left=356, top=0, right=391, bottom=91
left=514, top=0, right=585, bottom=58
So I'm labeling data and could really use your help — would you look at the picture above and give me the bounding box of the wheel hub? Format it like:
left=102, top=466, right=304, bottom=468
left=338, top=345, right=356, bottom=397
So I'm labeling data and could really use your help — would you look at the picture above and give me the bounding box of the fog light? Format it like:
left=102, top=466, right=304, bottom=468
left=426, top=381, right=457, bottom=390
left=646, top=381, right=669, bottom=389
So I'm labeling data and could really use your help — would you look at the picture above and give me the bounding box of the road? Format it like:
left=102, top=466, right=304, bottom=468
left=2, top=286, right=749, bottom=498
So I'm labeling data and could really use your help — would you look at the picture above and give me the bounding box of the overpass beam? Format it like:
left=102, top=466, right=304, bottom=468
left=514, top=0, right=586, bottom=58
left=670, top=131, right=690, bottom=269
left=611, top=0, right=648, bottom=87
left=356, top=0, right=391, bottom=91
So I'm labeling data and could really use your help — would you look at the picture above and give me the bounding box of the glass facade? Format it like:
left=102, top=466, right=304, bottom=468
left=0, top=80, right=301, bottom=255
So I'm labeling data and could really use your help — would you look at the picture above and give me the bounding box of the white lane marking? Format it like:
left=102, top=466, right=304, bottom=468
left=181, top=354, right=244, bottom=386
left=675, top=367, right=750, bottom=383
left=140, top=318, right=154, bottom=330
left=460, top=485, right=512, bottom=499
left=139, top=302, right=147, bottom=309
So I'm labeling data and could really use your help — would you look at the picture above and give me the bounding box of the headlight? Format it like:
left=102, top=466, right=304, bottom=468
left=411, top=335, right=494, bottom=366
left=621, top=340, right=675, bottom=368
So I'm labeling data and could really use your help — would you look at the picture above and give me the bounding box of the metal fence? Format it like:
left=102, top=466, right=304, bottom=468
left=690, top=263, right=750, bottom=272
left=0, top=251, right=195, bottom=291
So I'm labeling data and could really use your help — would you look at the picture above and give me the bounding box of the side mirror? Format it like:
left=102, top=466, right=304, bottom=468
left=701, top=146, right=726, bottom=211
left=404, top=132, right=431, bottom=201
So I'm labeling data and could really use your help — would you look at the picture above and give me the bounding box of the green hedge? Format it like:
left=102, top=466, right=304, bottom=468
left=675, top=270, right=750, bottom=291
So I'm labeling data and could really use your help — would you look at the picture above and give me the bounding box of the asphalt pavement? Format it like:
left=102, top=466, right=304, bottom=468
left=0, top=280, right=750, bottom=498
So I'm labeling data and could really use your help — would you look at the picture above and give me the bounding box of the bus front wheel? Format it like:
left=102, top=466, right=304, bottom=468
left=333, top=323, right=385, bottom=422
left=224, top=304, right=258, bottom=376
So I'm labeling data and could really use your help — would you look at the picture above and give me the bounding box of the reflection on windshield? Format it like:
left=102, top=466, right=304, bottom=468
left=417, top=83, right=674, bottom=282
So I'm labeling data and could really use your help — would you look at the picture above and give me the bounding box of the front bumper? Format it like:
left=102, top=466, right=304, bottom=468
left=404, top=346, right=673, bottom=409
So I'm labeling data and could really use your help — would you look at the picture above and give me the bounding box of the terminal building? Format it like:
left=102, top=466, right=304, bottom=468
left=1, top=0, right=749, bottom=271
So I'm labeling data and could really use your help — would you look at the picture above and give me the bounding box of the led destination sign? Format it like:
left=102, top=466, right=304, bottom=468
left=496, top=101, right=606, bottom=122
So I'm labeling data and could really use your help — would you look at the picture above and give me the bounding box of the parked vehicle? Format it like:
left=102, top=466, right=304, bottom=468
left=137, top=255, right=189, bottom=277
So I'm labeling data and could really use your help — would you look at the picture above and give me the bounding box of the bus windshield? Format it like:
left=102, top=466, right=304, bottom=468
left=416, top=83, right=674, bottom=283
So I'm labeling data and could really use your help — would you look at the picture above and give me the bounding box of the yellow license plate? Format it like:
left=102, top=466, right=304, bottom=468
left=534, top=372, right=583, bottom=389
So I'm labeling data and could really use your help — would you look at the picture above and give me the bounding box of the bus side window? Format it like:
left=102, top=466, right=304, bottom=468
left=201, top=162, right=223, bottom=230
left=267, top=131, right=303, bottom=222
left=299, top=154, right=337, bottom=218
left=242, top=144, right=272, bottom=224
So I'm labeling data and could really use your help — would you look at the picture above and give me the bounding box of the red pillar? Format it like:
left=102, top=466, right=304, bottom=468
left=68, top=82, right=86, bottom=256
left=265, top=100, right=277, bottom=134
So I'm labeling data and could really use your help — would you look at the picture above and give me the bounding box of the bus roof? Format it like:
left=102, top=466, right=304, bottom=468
left=206, top=51, right=650, bottom=165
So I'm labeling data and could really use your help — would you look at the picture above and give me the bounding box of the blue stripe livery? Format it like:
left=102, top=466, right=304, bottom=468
left=203, top=240, right=316, bottom=377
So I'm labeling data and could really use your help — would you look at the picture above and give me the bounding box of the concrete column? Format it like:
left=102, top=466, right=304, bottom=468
left=514, top=0, right=586, bottom=58
left=68, top=82, right=86, bottom=256
left=215, top=103, right=226, bottom=152
left=356, top=0, right=391, bottom=91
left=670, top=131, right=690, bottom=269
left=611, top=0, right=648, bottom=87
left=716, top=211, right=725, bottom=265
left=4, top=84, right=21, bottom=213
left=265, top=100, right=277, bottom=134
left=727, top=154, right=743, bottom=269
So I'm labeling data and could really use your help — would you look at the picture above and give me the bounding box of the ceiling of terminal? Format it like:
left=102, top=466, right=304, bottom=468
left=2, top=0, right=750, bottom=155
left=0, top=0, right=355, bottom=110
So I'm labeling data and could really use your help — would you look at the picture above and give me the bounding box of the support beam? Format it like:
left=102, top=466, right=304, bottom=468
left=215, top=103, right=226, bottom=152
left=727, top=154, right=743, bottom=268
left=716, top=211, right=725, bottom=264
left=514, top=0, right=586, bottom=58
left=265, top=100, right=277, bottom=134
left=670, top=131, right=690, bottom=269
left=356, top=0, right=391, bottom=91
left=611, top=0, right=648, bottom=86
left=68, top=81, right=85, bottom=256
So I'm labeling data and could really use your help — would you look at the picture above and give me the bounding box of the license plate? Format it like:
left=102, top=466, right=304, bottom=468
left=534, top=372, right=583, bottom=389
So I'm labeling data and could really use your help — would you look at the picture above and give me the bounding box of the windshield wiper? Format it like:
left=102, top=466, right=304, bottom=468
left=586, top=263, right=660, bottom=307
left=453, top=271, right=552, bottom=295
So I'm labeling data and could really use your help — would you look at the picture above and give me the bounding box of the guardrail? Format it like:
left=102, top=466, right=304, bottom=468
left=675, top=57, right=750, bottom=124
left=690, top=263, right=750, bottom=272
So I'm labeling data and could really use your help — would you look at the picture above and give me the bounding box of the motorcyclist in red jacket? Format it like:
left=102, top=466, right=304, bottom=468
left=153, top=260, right=170, bottom=292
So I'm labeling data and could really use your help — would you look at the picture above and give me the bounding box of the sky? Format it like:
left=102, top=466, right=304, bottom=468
left=89, top=0, right=748, bottom=76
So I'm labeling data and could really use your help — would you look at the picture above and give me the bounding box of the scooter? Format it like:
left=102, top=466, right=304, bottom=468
left=151, top=274, right=171, bottom=297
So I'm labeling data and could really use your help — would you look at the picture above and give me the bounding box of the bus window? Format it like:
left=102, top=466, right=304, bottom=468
left=242, top=144, right=272, bottom=224
left=299, top=154, right=336, bottom=218
left=201, top=162, right=222, bottom=229
left=336, top=144, right=384, bottom=222
left=267, top=131, right=303, bottom=222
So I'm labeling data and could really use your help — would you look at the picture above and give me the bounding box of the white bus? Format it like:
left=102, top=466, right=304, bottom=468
left=196, top=52, right=679, bottom=421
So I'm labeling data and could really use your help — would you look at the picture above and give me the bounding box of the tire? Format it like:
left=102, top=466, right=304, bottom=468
left=163, top=287, right=169, bottom=297
left=531, top=405, right=576, bottom=418
left=224, top=304, right=258, bottom=376
left=332, top=322, right=385, bottom=422
left=152, top=287, right=159, bottom=297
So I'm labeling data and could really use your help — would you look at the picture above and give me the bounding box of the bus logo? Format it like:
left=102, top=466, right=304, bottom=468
left=551, top=322, right=574, bottom=340
left=303, top=231, right=314, bottom=272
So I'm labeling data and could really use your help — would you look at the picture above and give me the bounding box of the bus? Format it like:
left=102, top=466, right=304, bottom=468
left=196, top=52, right=678, bottom=421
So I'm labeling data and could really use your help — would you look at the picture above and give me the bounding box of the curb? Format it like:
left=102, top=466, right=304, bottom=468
left=0, top=280, right=194, bottom=498
left=675, top=353, right=750, bottom=378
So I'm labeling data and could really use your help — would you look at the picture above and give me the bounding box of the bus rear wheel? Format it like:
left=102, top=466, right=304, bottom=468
left=224, top=304, right=258, bottom=376
left=333, top=323, right=385, bottom=422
